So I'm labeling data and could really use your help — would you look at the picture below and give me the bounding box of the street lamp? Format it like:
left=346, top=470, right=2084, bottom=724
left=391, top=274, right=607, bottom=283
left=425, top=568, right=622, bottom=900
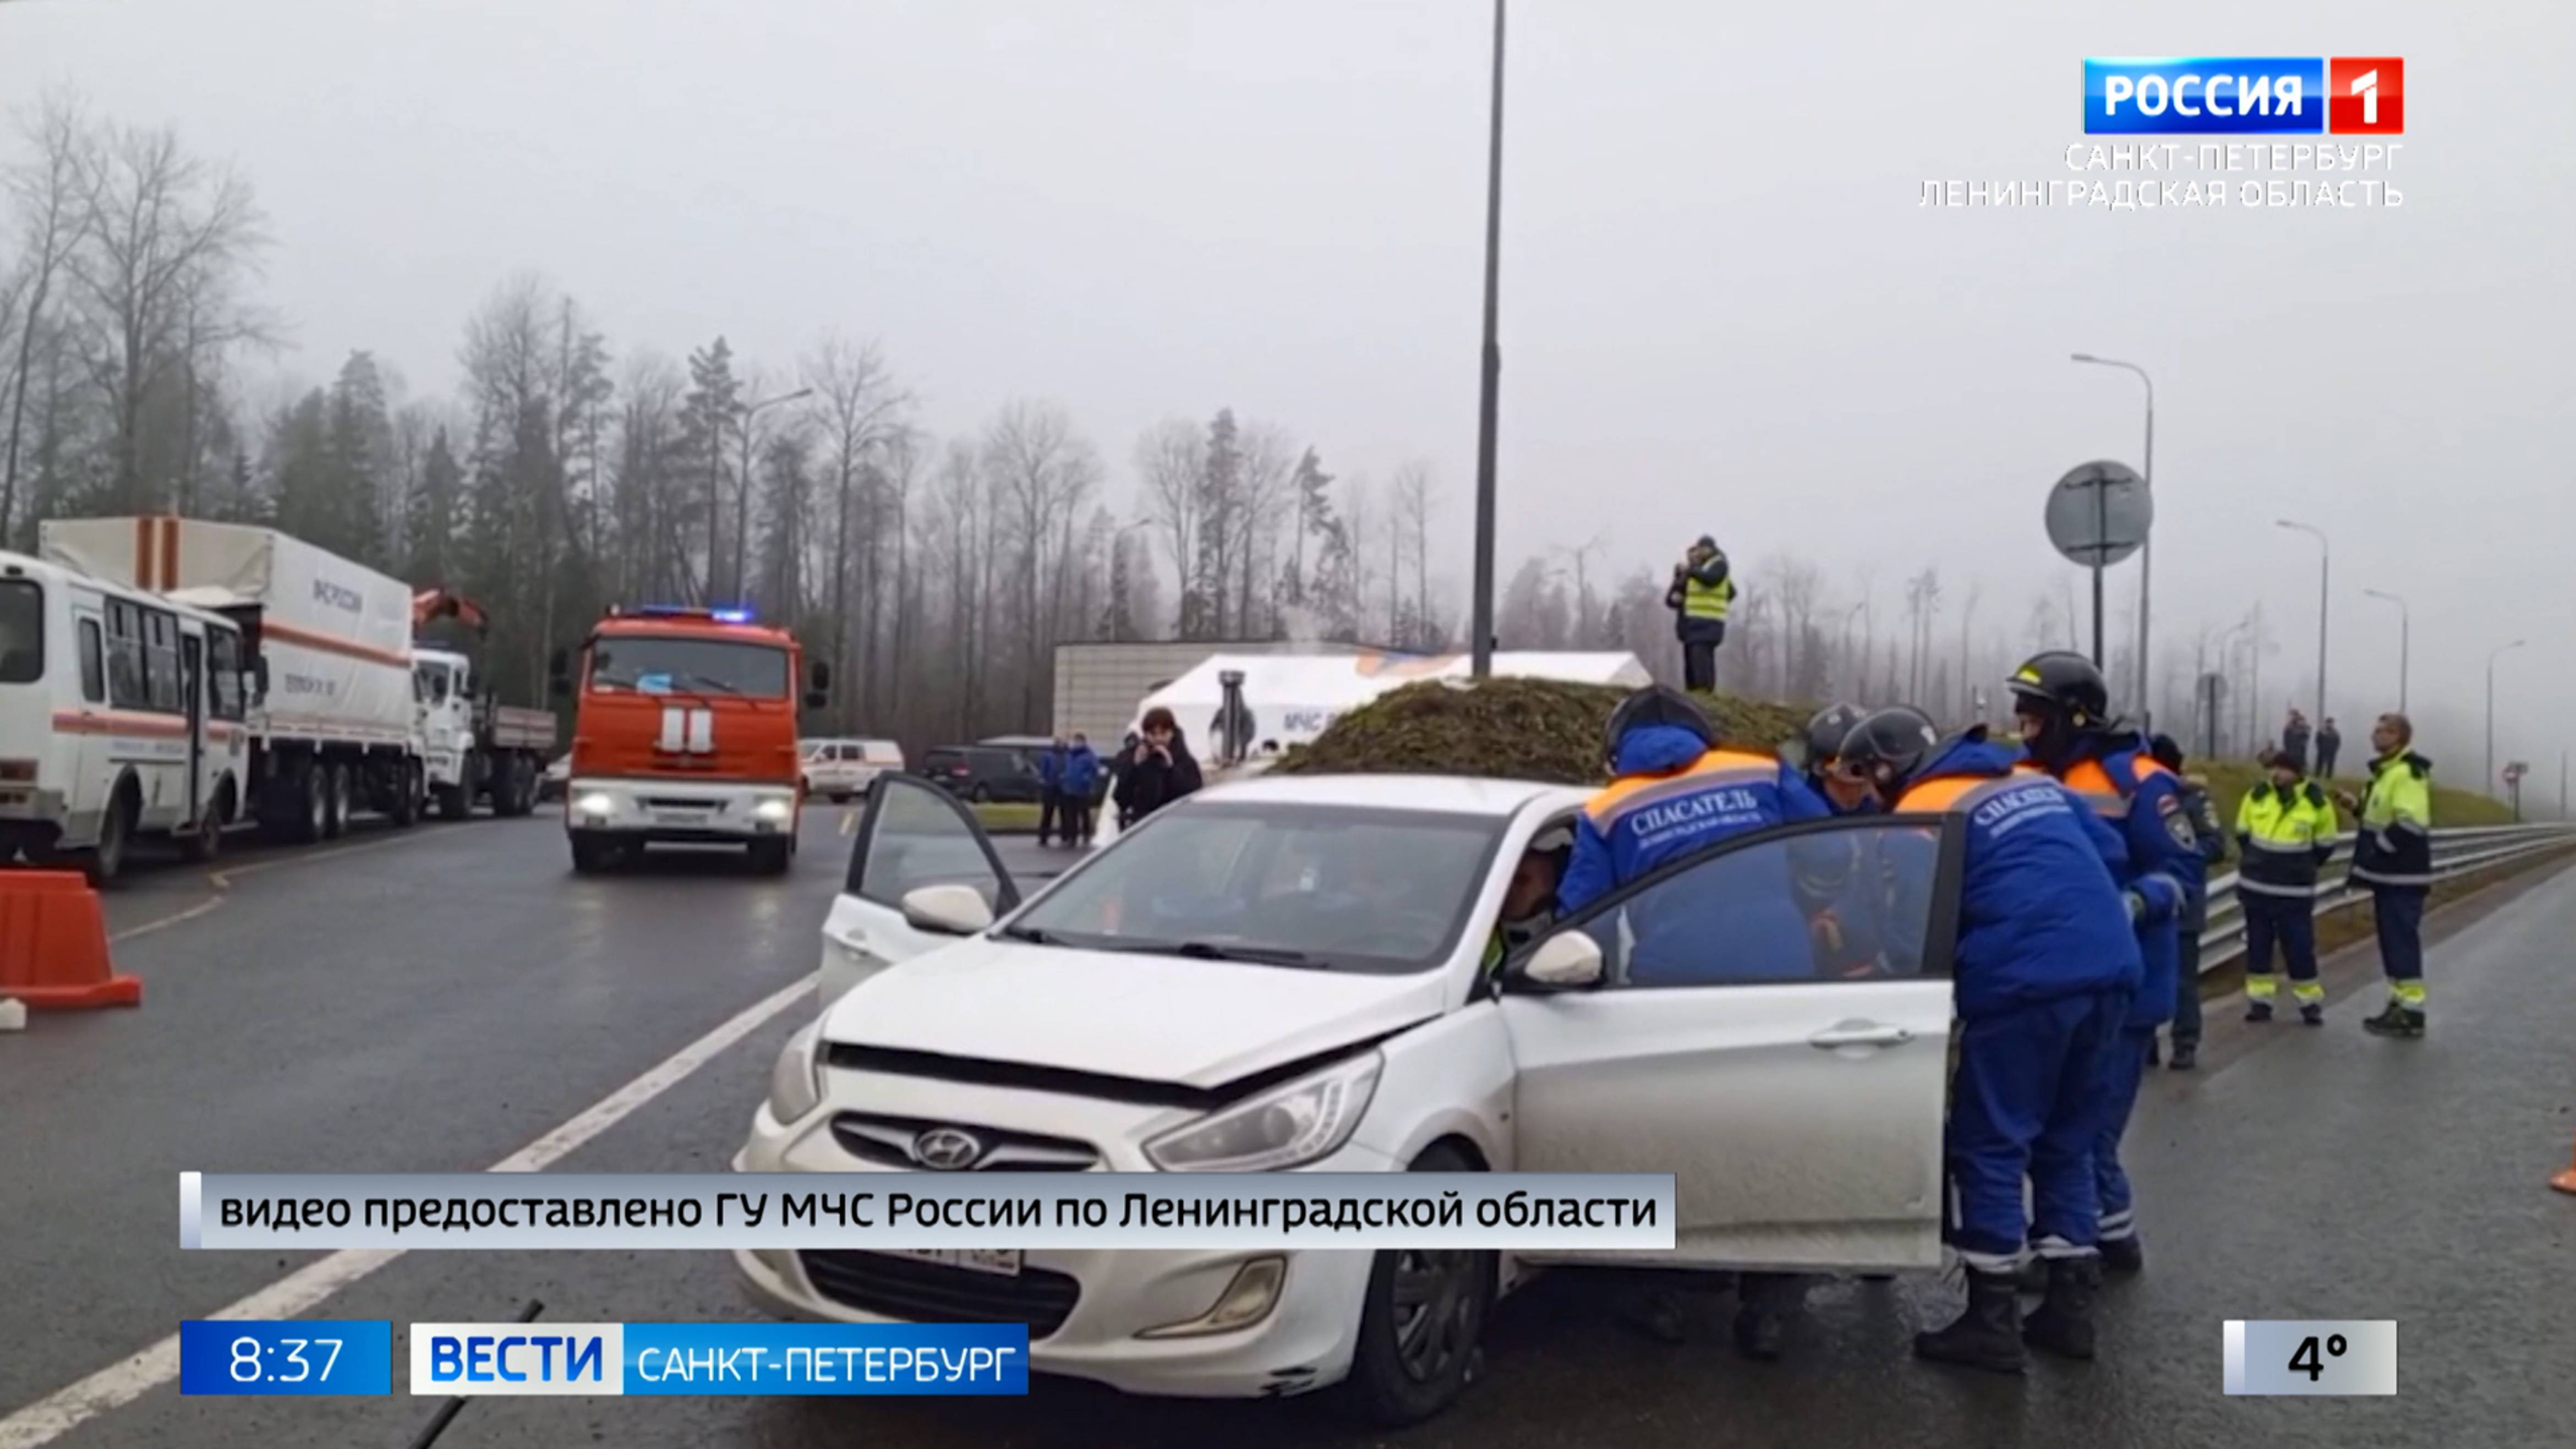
left=2072, top=353, right=2154, bottom=724
left=2487, top=638, right=2525, bottom=796
left=2363, top=587, right=2409, bottom=715
left=2276, top=520, right=2328, bottom=739
left=732, top=386, right=814, bottom=604
left=1467, top=0, right=1507, bottom=679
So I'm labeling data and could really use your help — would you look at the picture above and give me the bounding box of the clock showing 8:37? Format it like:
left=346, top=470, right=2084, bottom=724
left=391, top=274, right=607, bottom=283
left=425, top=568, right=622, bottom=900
left=178, top=1320, right=392, bottom=1396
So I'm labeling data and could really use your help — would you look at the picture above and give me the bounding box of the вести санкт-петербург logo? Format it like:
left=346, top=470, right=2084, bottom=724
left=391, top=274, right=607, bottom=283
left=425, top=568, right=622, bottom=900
left=2085, top=58, right=2403, bottom=135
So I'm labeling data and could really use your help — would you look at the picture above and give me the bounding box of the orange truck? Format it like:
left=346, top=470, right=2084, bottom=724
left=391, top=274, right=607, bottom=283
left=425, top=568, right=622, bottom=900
left=550, top=605, right=827, bottom=875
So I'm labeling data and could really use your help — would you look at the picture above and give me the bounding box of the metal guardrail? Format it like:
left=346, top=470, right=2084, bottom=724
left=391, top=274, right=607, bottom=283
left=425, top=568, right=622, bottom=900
left=2198, top=823, right=2576, bottom=971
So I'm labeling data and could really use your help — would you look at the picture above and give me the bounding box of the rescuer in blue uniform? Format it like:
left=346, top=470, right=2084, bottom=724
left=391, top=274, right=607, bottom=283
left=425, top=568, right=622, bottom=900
left=1787, top=703, right=1911, bottom=977
left=1837, top=707, right=2142, bottom=1373
left=2006, top=652, right=2188, bottom=1280
left=1563, top=684, right=1828, bottom=1361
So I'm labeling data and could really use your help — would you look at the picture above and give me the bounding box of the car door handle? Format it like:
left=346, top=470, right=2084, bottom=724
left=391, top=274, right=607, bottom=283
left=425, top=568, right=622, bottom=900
left=1808, top=1022, right=1913, bottom=1049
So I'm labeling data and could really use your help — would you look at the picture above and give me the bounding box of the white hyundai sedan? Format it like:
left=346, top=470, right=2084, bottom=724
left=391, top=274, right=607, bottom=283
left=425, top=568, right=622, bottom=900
left=735, top=770, right=1959, bottom=1423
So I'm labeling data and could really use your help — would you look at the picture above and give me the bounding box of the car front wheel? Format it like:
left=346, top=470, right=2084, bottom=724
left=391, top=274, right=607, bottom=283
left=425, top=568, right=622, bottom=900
left=1339, top=1141, right=1492, bottom=1426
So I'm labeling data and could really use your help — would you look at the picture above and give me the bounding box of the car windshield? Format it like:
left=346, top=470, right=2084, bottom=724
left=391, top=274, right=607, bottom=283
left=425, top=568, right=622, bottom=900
left=1005, top=801, right=1506, bottom=974
left=587, top=635, right=788, bottom=698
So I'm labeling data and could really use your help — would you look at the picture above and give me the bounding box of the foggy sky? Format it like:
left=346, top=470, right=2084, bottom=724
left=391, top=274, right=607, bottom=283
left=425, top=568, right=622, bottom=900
left=7, top=0, right=2570, bottom=788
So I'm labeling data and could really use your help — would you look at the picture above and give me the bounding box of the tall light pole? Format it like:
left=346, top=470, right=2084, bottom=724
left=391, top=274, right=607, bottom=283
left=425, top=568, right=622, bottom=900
left=2487, top=638, right=2525, bottom=797
left=2363, top=587, right=2409, bottom=715
left=2072, top=353, right=2154, bottom=723
left=1467, top=0, right=1506, bottom=679
left=2276, top=520, right=2328, bottom=737
left=733, top=386, right=813, bottom=604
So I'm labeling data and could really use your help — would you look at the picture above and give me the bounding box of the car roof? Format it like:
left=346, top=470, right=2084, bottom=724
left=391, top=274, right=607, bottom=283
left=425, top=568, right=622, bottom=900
left=1193, top=772, right=1589, bottom=818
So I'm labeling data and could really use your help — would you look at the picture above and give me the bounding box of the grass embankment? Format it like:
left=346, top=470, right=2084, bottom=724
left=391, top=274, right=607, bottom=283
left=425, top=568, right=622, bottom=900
left=970, top=802, right=1043, bottom=834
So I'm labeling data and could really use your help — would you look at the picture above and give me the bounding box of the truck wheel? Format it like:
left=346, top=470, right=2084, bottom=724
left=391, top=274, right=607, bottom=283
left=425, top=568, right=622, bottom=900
left=178, top=783, right=232, bottom=865
left=435, top=783, right=472, bottom=822
left=297, top=761, right=329, bottom=844
left=83, top=786, right=137, bottom=887
left=389, top=763, right=421, bottom=828
left=322, top=763, right=351, bottom=840
left=1337, top=1142, right=1494, bottom=1426
left=749, top=838, right=793, bottom=876
left=570, top=832, right=616, bottom=874
left=509, top=759, right=539, bottom=816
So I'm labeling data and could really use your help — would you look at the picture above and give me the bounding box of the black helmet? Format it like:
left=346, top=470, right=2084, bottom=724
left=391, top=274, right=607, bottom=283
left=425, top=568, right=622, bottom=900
left=1603, top=684, right=1715, bottom=768
left=1799, top=703, right=1869, bottom=770
left=2005, top=651, right=2110, bottom=726
left=1836, top=707, right=1943, bottom=795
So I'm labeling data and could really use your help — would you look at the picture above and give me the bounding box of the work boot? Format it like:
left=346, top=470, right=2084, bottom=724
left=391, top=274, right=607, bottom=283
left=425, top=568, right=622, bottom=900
left=2145, top=1037, right=2161, bottom=1067
left=2245, top=1000, right=2274, bottom=1023
left=2168, top=1040, right=2198, bottom=1070
left=2021, top=1256, right=2102, bottom=1361
left=2299, top=1003, right=2325, bottom=1027
left=2362, top=1002, right=2426, bottom=1038
left=2098, top=1235, right=2143, bottom=1276
left=2012, top=1257, right=2049, bottom=1294
left=1913, top=1268, right=2025, bottom=1375
left=1733, top=1303, right=1786, bottom=1361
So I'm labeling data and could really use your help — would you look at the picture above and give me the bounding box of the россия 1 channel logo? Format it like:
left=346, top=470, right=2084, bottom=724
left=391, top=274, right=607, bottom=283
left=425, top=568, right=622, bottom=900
left=2085, top=58, right=2404, bottom=135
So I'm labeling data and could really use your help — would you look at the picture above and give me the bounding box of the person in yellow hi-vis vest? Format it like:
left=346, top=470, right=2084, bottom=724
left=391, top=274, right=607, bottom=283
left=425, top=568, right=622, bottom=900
left=2335, top=712, right=2435, bottom=1037
left=2234, top=748, right=2339, bottom=1025
left=1663, top=535, right=1735, bottom=692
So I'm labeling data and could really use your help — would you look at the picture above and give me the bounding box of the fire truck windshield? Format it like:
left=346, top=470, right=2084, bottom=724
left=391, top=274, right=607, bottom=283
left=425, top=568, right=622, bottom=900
left=588, top=635, right=789, bottom=699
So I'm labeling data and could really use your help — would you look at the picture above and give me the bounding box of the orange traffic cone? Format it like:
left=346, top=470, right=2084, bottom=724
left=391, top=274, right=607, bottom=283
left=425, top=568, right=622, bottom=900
left=2555, top=1136, right=2576, bottom=1196
left=0, top=870, right=140, bottom=1009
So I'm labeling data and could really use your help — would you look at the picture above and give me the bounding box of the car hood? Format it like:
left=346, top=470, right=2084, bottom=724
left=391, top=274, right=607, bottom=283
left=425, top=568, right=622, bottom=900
left=817, top=936, right=1448, bottom=1090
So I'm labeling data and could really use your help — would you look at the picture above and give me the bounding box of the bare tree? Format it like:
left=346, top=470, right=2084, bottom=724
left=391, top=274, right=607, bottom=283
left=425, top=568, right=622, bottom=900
left=1135, top=417, right=1204, bottom=634
left=67, top=117, right=271, bottom=511
left=3, top=98, right=94, bottom=538
left=801, top=335, right=908, bottom=718
left=1393, top=461, right=1436, bottom=649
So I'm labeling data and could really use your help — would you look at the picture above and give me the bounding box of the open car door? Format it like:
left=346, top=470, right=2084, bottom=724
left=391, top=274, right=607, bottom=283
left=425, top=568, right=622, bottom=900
left=1501, top=814, right=1961, bottom=1273
left=818, top=773, right=1022, bottom=1004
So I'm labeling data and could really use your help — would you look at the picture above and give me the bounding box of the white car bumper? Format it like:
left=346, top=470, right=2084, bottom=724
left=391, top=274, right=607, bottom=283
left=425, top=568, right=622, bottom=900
left=565, top=777, right=796, bottom=840
left=730, top=1093, right=1396, bottom=1401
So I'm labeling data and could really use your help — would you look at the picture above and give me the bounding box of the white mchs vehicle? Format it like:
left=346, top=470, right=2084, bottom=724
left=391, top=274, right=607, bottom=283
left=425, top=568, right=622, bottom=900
left=0, top=551, right=254, bottom=879
left=799, top=736, right=905, bottom=802
left=737, top=771, right=1962, bottom=1423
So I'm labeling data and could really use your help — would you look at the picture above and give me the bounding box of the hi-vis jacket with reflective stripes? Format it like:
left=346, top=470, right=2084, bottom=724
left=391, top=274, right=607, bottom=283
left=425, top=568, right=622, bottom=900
left=2351, top=750, right=2433, bottom=888
left=1895, top=735, right=2141, bottom=1021
left=2235, top=779, right=2338, bottom=897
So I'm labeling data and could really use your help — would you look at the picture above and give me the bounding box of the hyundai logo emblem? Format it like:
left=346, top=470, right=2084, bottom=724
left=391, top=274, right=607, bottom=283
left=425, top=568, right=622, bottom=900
left=911, top=1128, right=985, bottom=1171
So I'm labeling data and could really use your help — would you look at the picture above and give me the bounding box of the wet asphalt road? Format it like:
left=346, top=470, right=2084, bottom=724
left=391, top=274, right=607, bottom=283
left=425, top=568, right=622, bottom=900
left=4, top=808, right=2573, bottom=1448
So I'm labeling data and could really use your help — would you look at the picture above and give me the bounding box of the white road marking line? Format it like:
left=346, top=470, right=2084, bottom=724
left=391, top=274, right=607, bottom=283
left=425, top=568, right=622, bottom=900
left=100, top=829, right=452, bottom=945
left=0, top=972, right=820, bottom=1449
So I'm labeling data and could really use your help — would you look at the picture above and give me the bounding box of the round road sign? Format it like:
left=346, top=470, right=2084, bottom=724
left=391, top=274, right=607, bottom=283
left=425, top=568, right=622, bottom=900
left=2046, top=460, right=2152, bottom=567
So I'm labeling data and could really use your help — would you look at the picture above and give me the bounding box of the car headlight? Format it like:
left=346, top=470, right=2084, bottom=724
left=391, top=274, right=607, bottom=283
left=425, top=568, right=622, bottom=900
left=574, top=791, right=616, bottom=818
left=753, top=796, right=794, bottom=822
left=767, top=1020, right=825, bottom=1123
left=1143, top=1052, right=1382, bottom=1172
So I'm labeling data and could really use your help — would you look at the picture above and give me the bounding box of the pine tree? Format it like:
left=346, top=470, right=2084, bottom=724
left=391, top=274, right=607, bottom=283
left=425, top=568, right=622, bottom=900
left=325, top=352, right=392, bottom=566
left=677, top=338, right=741, bottom=604
left=406, top=428, right=462, bottom=585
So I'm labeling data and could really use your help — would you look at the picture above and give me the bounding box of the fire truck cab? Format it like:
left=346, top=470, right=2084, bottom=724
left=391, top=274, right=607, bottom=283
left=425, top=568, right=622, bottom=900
left=552, top=605, right=825, bottom=875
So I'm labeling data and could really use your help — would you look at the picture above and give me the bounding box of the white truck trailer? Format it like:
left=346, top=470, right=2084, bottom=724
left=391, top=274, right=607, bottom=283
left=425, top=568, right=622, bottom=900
left=42, top=517, right=426, bottom=847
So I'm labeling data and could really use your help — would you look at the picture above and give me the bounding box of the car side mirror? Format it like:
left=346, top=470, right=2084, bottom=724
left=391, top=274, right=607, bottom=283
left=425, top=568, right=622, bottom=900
left=1517, top=932, right=1605, bottom=991
left=251, top=659, right=270, bottom=702
left=803, top=690, right=828, bottom=710
left=808, top=660, right=832, bottom=693
left=900, top=883, right=994, bottom=937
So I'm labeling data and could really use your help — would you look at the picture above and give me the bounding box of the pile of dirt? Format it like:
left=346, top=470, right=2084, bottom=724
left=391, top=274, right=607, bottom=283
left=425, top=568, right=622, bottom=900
left=1270, top=677, right=1812, bottom=785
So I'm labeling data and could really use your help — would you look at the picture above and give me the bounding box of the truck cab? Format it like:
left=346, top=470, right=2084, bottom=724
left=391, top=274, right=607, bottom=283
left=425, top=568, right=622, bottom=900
left=555, top=606, right=825, bottom=875
left=413, top=648, right=477, bottom=802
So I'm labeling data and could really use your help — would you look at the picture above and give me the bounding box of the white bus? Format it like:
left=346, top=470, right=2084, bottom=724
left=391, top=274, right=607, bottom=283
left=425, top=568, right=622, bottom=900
left=0, top=550, right=250, bottom=882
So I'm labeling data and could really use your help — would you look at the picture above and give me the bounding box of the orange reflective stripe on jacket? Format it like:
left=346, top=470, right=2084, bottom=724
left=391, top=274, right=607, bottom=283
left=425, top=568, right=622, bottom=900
left=1584, top=748, right=1779, bottom=823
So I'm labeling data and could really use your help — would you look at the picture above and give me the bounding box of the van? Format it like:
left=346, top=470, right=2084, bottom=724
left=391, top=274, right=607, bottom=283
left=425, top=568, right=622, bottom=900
left=799, top=737, right=905, bottom=801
